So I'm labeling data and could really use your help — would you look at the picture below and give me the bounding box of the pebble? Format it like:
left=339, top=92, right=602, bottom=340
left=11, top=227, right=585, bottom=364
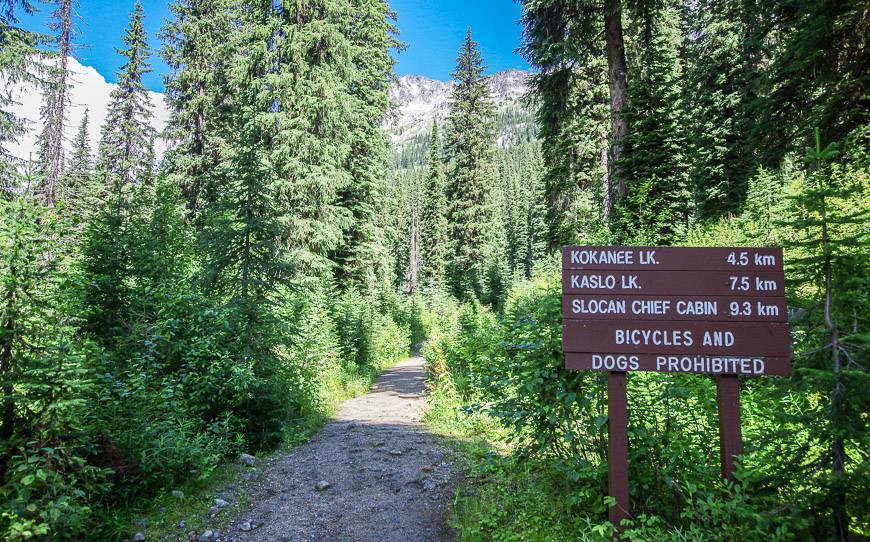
left=214, top=498, right=229, bottom=508
left=373, top=441, right=385, bottom=448
left=132, top=533, right=145, bottom=542
left=315, top=480, right=331, bottom=491
left=239, top=453, right=256, bottom=467
left=171, top=490, right=185, bottom=499
left=389, top=449, right=403, bottom=456
left=198, top=530, right=214, bottom=541
left=178, top=521, right=186, bottom=529
left=240, top=521, right=253, bottom=532
left=243, top=472, right=258, bottom=481
left=421, top=465, right=433, bottom=472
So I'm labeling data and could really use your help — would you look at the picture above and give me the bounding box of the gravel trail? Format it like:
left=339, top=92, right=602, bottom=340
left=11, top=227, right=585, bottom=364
left=221, top=356, right=457, bottom=542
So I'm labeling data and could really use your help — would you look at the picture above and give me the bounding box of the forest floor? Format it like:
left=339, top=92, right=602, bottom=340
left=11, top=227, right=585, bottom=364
left=213, top=356, right=459, bottom=542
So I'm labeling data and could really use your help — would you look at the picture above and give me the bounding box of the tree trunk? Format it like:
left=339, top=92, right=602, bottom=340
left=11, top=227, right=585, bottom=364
left=604, top=0, right=628, bottom=211
left=817, top=126, right=850, bottom=541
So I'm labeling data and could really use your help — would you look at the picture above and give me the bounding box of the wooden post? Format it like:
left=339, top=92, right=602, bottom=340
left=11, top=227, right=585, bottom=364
left=716, top=374, right=743, bottom=482
left=608, top=371, right=630, bottom=529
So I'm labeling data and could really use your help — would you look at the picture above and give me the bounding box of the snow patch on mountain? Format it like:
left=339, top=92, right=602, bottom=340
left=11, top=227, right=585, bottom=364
left=6, top=56, right=170, bottom=163
left=384, top=69, right=532, bottom=144
left=6, top=59, right=531, bottom=164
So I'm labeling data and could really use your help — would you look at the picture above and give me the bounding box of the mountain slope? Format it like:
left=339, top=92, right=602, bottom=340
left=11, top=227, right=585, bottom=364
left=6, top=56, right=170, bottom=163
left=7, top=60, right=534, bottom=168
left=386, top=69, right=537, bottom=168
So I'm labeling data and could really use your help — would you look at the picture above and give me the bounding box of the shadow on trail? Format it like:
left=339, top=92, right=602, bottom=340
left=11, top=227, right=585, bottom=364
left=220, top=357, right=460, bottom=542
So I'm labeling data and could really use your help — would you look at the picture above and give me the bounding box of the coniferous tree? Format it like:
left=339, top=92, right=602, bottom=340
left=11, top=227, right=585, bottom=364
left=82, top=1, right=155, bottom=342
left=0, top=196, right=76, bottom=444
left=523, top=143, right=547, bottom=275
left=60, top=108, right=92, bottom=222
left=94, top=0, right=155, bottom=190
left=333, top=0, right=398, bottom=291
left=683, top=0, right=759, bottom=218
left=161, top=0, right=236, bottom=219
left=617, top=1, right=689, bottom=243
left=230, top=0, right=358, bottom=285
left=36, top=0, right=76, bottom=205
left=779, top=129, right=869, bottom=542
left=519, top=0, right=610, bottom=247
left=0, top=0, right=39, bottom=195
left=755, top=0, right=868, bottom=169
left=445, top=29, right=500, bottom=301
left=421, top=119, right=449, bottom=287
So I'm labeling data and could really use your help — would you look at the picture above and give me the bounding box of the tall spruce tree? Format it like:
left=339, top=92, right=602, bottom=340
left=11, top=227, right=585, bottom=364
left=421, top=119, right=449, bottom=286
left=60, top=108, right=91, bottom=219
left=445, top=29, right=499, bottom=301
left=82, top=1, right=155, bottom=342
left=332, top=0, right=398, bottom=291
left=36, top=0, right=76, bottom=205
left=755, top=0, right=868, bottom=169
left=519, top=0, right=610, bottom=248
left=0, top=0, right=38, bottom=196
left=617, top=1, right=689, bottom=243
left=522, top=143, right=547, bottom=276
left=161, top=0, right=236, bottom=219
left=683, top=0, right=759, bottom=218
left=94, top=0, right=155, bottom=190
left=231, top=0, right=359, bottom=285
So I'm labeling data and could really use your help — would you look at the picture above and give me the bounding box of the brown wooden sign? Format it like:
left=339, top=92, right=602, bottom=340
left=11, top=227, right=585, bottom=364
left=563, top=295, right=788, bottom=322
left=565, top=353, right=793, bottom=376
left=560, top=246, right=792, bottom=531
left=563, top=270, right=785, bottom=296
left=563, top=320, right=791, bottom=357
left=563, top=246, right=783, bottom=271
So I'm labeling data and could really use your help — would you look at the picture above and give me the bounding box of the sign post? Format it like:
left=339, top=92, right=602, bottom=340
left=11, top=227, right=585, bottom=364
left=560, top=246, right=791, bottom=529
left=607, top=371, right=630, bottom=525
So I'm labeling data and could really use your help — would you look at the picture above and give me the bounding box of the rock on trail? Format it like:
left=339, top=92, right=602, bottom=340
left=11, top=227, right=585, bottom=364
left=221, top=356, right=457, bottom=542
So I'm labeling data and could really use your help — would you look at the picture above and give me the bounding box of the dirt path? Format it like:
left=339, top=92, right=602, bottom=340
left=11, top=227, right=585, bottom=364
left=221, top=356, right=457, bottom=542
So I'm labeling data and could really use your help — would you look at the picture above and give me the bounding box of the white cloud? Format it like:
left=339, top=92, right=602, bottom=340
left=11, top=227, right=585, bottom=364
left=7, top=56, right=170, bottom=163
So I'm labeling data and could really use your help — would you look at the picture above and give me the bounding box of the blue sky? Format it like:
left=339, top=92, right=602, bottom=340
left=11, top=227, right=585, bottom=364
left=17, top=0, right=529, bottom=92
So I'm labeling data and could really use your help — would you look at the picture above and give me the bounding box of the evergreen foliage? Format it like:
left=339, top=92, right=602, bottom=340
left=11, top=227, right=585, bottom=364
left=35, top=0, right=76, bottom=205
left=444, top=29, right=500, bottom=301
left=61, top=108, right=91, bottom=214
left=331, top=0, right=398, bottom=292
left=617, top=1, right=689, bottom=243
left=421, top=120, right=449, bottom=286
left=160, top=0, right=236, bottom=219
left=682, top=0, right=760, bottom=218
left=94, top=1, right=155, bottom=189
left=0, top=0, right=38, bottom=195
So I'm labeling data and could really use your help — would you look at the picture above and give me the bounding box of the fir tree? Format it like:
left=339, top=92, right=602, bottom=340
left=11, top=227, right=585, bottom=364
left=617, top=1, right=689, bottom=243
left=519, top=0, right=610, bottom=247
left=232, top=0, right=360, bottom=284
left=755, top=0, right=868, bottom=169
left=36, top=0, right=76, bottom=205
left=0, top=0, right=39, bottom=195
left=60, top=108, right=92, bottom=222
left=160, top=0, right=236, bottom=219
left=683, top=0, right=759, bottom=218
left=780, top=129, right=869, bottom=541
left=445, top=29, right=500, bottom=301
left=82, top=1, right=155, bottom=342
left=332, top=0, right=398, bottom=291
left=421, top=119, right=449, bottom=287
left=94, top=0, right=155, bottom=191
left=0, top=196, right=76, bottom=443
